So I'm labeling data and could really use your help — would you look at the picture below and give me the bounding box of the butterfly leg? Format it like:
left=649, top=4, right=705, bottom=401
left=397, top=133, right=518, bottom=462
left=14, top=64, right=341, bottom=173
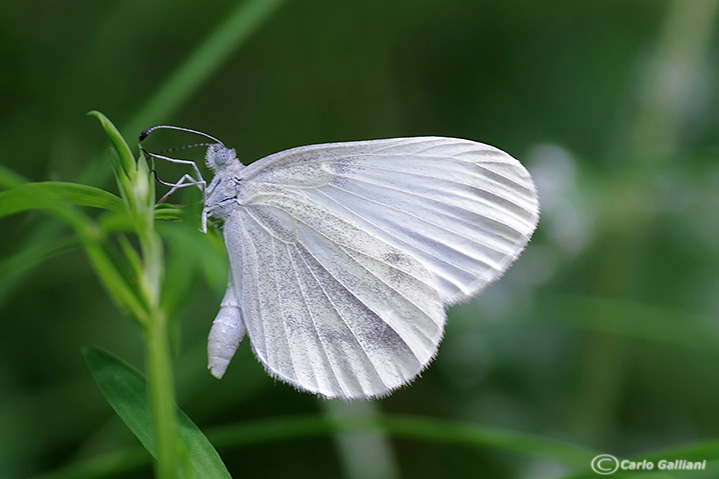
left=155, top=172, right=207, bottom=204
left=142, top=148, right=208, bottom=204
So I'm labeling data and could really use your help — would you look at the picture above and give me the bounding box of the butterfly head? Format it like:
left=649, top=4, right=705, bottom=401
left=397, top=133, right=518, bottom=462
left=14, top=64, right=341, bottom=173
left=205, top=143, right=238, bottom=171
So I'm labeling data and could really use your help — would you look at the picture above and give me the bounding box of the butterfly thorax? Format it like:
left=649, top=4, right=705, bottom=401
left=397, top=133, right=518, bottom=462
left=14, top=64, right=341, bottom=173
left=204, top=145, right=246, bottom=222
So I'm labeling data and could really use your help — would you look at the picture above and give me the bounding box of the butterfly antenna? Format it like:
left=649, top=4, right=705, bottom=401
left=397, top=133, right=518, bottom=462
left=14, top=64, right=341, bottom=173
left=158, top=142, right=215, bottom=154
left=139, top=125, right=224, bottom=145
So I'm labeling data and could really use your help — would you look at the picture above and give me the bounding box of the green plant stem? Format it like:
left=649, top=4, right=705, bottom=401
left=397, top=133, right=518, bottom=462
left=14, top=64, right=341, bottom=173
left=139, top=222, right=180, bottom=478
left=146, top=306, right=180, bottom=479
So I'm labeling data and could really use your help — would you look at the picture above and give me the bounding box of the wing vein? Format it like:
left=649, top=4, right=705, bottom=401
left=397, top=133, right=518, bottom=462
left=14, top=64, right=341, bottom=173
left=293, top=242, right=390, bottom=391
left=287, top=243, right=349, bottom=397
left=319, top=185, right=502, bottom=273
left=334, top=168, right=536, bottom=218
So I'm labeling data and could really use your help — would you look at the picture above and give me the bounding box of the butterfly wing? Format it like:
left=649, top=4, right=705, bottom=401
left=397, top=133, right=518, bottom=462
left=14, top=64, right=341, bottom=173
left=219, top=196, right=446, bottom=399
left=211, top=137, right=539, bottom=398
left=241, top=137, right=540, bottom=304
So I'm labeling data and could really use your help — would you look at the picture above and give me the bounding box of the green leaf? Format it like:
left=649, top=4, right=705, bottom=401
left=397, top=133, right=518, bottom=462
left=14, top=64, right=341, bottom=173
left=0, top=179, right=146, bottom=322
left=83, top=238, right=149, bottom=324
left=82, top=346, right=231, bottom=479
left=0, top=163, right=28, bottom=189
left=88, top=111, right=136, bottom=177
left=0, top=182, right=124, bottom=219
left=154, top=203, right=184, bottom=221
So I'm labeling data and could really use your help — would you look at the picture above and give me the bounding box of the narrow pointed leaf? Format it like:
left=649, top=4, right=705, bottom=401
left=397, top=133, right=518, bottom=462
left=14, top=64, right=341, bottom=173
left=82, top=346, right=231, bottom=479
left=88, top=111, right=136, bottom=176
left=0, top=182, right=124, bottom=219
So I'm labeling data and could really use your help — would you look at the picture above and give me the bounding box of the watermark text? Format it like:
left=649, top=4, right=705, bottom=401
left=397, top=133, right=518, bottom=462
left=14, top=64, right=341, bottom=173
left=590, top=455, right=707, bottom=475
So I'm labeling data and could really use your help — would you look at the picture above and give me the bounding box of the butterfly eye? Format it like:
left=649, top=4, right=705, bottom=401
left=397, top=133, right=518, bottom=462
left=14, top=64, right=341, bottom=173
left=206, top=144, right=236, bottom=170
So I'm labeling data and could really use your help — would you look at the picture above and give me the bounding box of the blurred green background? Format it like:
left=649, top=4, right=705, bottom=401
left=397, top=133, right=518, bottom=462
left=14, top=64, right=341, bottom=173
left=1, top=0, right=718, bottom=478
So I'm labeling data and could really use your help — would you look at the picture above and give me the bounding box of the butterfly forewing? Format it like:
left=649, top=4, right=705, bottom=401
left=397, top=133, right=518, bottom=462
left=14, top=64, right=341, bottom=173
left=241, top=137, right=539, bottom=304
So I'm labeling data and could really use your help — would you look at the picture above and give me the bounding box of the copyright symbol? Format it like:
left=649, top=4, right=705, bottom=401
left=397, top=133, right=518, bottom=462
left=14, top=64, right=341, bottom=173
left=591, top=454, right=619, bottom=475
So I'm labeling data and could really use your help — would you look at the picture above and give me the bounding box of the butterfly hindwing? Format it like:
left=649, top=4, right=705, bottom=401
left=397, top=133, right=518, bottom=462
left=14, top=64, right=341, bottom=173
left=220, top=197, right=445, bottom=398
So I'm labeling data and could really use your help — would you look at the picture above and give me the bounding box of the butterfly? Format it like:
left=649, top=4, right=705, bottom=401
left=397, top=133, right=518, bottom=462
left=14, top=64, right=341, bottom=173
left=140, top=126, right=539, bottom=399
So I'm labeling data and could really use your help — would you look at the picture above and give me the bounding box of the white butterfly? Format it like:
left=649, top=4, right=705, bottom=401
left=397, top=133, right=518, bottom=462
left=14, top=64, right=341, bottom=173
left=141, top=127, right=540, bottom=399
